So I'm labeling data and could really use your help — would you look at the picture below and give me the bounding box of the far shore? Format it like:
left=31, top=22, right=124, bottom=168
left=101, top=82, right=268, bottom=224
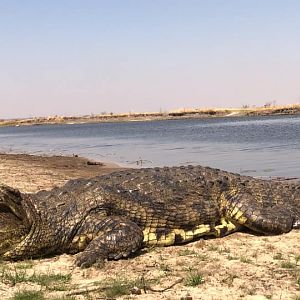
left=1, top=104, right=300, bottom=127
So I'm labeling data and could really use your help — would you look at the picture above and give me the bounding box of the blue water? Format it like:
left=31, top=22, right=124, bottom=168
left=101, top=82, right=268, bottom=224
left=0, top=115, right=299, bottom=178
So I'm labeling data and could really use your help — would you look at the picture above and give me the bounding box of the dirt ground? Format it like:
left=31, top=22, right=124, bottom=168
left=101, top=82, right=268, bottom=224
left=0, top=153, right=300, bottom=300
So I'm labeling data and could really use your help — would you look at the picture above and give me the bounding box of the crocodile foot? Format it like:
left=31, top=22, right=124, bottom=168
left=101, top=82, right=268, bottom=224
left=75, top=216, right=144, bottom=268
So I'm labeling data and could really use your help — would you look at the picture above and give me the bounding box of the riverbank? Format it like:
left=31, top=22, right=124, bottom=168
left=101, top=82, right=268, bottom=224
left=0, top=153, right=123, bottom=193
left=0, top=153, right=300, bottom=299
left=1, top=104, right=300, bottom=127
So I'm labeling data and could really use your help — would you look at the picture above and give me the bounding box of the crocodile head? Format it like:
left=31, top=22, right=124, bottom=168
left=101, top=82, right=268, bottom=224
left=0, top=185, right=30, bottom=255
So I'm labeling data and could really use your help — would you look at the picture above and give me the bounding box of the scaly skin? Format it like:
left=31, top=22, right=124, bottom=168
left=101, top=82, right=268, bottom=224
left=0, top=165, right=299, bottom=267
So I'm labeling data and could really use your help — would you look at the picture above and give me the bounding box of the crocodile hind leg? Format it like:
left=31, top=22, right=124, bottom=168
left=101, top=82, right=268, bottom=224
left=213, top=217, right=240, bottom=237
left=75, top=216, right=144, bottom=268
left=222, top=191, right=294, bottom=235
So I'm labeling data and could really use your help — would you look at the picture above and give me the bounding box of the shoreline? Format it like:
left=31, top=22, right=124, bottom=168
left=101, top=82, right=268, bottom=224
left=1, top=104, right=300, bottom=127
left=0, top=152, right=298, bottom=193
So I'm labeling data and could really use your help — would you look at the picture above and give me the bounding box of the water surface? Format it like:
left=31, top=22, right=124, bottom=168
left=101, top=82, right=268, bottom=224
left=0, top=115, right=299, bottom=178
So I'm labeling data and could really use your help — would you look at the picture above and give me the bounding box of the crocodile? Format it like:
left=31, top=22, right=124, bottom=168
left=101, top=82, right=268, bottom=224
left=0, top=165, right=299, bottom=267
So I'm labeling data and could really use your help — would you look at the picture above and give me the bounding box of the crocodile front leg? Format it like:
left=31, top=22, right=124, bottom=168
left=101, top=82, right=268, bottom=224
left=75, top=216, right=144, bottom=268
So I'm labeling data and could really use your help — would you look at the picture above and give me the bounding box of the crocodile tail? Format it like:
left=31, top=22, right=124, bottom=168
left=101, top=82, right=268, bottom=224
left=222, top=190, right=294, bottom=235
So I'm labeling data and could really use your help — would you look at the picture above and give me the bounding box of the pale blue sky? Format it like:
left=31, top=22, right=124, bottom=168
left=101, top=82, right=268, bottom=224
left=1, top=0, right=300, bottom=118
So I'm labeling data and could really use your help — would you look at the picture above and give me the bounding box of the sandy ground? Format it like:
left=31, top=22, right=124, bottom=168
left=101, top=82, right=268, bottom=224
left=0, top=153, right=300, bottom=300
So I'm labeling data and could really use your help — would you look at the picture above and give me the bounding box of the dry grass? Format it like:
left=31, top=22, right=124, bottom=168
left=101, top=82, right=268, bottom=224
left=1, top=104, right=299, bottom=127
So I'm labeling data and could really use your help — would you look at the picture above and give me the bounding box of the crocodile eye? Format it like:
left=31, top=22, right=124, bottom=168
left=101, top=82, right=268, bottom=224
left=0, top=185, right=21, bottom=204
left=0, top=204, right=14, bottom=214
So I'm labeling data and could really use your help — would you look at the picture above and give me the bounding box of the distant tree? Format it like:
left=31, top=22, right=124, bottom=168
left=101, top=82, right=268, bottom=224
left=264, top=102, right=272, bottom=108
left=264, top=100, right=277, bottom=108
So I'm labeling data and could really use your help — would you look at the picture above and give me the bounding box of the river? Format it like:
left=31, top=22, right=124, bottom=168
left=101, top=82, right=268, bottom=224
left=0, top=115, right=299, bottom=178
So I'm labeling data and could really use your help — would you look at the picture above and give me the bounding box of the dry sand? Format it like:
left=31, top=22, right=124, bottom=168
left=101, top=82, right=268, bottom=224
left=0, top=153, right=299, bottom=300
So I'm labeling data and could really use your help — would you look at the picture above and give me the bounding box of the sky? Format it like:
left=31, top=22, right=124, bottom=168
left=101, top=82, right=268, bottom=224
left=0, top=1, right=300, bottom=119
